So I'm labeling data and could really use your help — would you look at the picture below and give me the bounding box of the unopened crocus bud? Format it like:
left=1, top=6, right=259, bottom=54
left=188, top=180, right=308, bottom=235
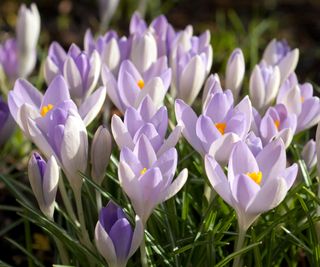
left=28, top=153, right=59, bottom=219
left=225, top=48, right=245, bottom=101
left=130, top=31, right=157, bottom=73
left=16, top=3, right=40, bottom=78
left=302, top=140, right=317, bottom=171
left=249, top=62, right=280, bottom=112
left=262, top=39, right=299, bottom=84
left=91, top=126, right=112, bottom=185
left=99, top=0, right=120, bottom=30
left=95, top=201, right=143, bottom=267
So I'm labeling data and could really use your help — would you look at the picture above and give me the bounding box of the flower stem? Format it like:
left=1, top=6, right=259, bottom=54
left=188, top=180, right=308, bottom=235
left=54, top=236, right=69, bottom=264
left=232, top=227, right=246, bottom=267
left=96, top=189, right=102, bottom=212
left=58, top=176, right=78, bottom=225
left=140, top=235, right=149, bottom=267
left=316, top=179, right=320, bottom=242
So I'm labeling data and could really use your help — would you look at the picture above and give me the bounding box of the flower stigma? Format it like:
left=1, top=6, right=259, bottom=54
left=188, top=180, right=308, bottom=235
left=137, top=79, right=145, bottom=90
left=246, top=171, right=262, bottom=185
left=215, top=122, right=227, bottom=135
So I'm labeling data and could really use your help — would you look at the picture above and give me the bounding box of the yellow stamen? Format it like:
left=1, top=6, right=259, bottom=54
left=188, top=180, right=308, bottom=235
left=274, top=119, right=280, bottom=130
left=137, top=79, right=145, bottom=90
left=140, top=167, right=147, bottom=175
left=246, top=171, right=262, bottom=185
left=40, top=104, right=54, bottom=117
left=301, top=96, right=304, bottom=103
left=215, top=122, right=227, bottom=135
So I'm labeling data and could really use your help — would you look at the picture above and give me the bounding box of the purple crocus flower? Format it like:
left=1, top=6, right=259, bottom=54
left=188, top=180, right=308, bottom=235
left=28, top=152, right=59, bottom=218
left=302, top=139, right=317, bottom=171
left=202, top=74, right=222, bottom=106
left=0, top=39, right=19, bottom=81
left=225, top=48, right=245, bottom=101
left=44, top=43, right=106, bottom=125
left=259, top=104, right=297, bottom=148
left=175, top=90, right=252, bottom=165
left=95, top=201, right=143, bottom=267
left=101, top=58, right=171, bottom=113
left=84, top=29, right=131, bottom=75
left=0, top=98, right=15, bottom=146
left=119, top=135, right=188, bottom=224
left=111, top=95, right=181, bottom=156
left=262, top=39, right=299, bottom=84
left=9, top=74, right=103, bottom=127
left=276, top=73, right=320, bottom=133
left=245, top=132, right=263, bottom=157
left=170, top=27, right=213, bottom=104
left=8, top=76, right=88, bottom=191
left=249, top=61, right=280, bottom=112
left=205, top=139, right=298, bottom=231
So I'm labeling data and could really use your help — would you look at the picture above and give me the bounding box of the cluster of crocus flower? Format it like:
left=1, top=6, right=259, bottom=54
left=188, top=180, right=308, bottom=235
left=3, top=5, right=320, bottom=267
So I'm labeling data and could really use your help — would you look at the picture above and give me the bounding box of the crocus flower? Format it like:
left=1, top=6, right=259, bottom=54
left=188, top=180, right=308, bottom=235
left=101, top=58, right=171, bottom=113
left=8, top=76, right=88, bottom=191
left=91, top=125, right=112, bottom=185
left=302, top=139, right=317, bottom=171
left=84, top=29, right=131, bottom=75
left=262, top=39, right=299, bottom=84
left=276, top=73, right=320, bottom=133
left=10, top=74, right=103, bottom=128
left=129, top=12, right=176, bottom=58
left=28, top=153, right=59, bottom=218
left=0, top=4, right=40, bottom=80
left=225, top=48, right=245, bottom=101
left=170, top=27, right=213, bottom=104
left=119, top=135, right=188, bottom=224
left=130, top=30, right=158, bottom=73
left=95, top=201, right=144, bottom=267
left=16, top=3, right=40, bottom=78
left=111, top=95, right=181, bottom=156
left=0, top=98, right=15, bottom=147
left=205, top=139, right=298, bottom=231
left=202, top=74, right=222, bottom=106
left=259, top=104, right=297, bottom=148
left=175, top=90, right=252, bottom=165
left=44, top=43, right=106, bottom=122
left=249, top=61, right=280, bottom=112
left=245, top=132, right=263, bottom=157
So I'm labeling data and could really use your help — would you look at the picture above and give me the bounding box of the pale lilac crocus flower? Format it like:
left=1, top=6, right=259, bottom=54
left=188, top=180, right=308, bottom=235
left=8, top=76, right=88, bottom=191
left=111, top=95, right=181, bottom=156
left=249, top=61, right=280, bottom=112
left=302, top=140, right=317, bottom=171
left=119, top=135, right=188, bottom=224
left=44, top=43, right=106, bottom=125
left=95, top=201, right=143, bottom=267
left=276, top=73, right=320, bottom=133
left=262, top=39, right=299, bottom=84
left=28, top=152, right=59, bottom=218
left=101, top=58, right=171, bottom=113
left=205, top=139, right=298, bottom=231
left=175, top=90, right=252, bottom=165
left=225, top=48, right=245, bottom=101
left=202, top=74, right=222, bottom=106
left=170, top=26, right=213, bottom=104
left=259, top=104, right=297, bottom=148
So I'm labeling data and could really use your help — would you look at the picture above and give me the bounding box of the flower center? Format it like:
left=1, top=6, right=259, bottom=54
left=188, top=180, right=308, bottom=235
left=215, top=122, right=226, bottom=135
left=246, top=171, right=262, bottom=185
left=301, top=96, right=304, bottom=103
left=274, top=119, right=280, bottom=130
left=40, top=104, right=54, bottom=117
left=137, top=79, right=144, bottom=90
left=140, top=167, right=147, bottom=175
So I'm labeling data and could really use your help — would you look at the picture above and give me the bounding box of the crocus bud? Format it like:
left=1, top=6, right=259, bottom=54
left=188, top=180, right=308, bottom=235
left=95, top=201, right=144, bottom=267
left=302, top=139, right=317, bottom=171
left=91, top=126, right=112, bottom=185
left=202, top=74, right=222, bottom=106
left=225, top=48, right=245, bottom=101
left=99, top=0, right=120, bottom=29
left=16, top=3, right=40, bottom=78
left=262, top=39, right=299, bottom=84
left=249, top=62, right=280, bottom=111
left=28, top=153, right=59, bottom=219
left=130, top=31, right=157, bottom=73
left=0, top=98, right=15, bottom=147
